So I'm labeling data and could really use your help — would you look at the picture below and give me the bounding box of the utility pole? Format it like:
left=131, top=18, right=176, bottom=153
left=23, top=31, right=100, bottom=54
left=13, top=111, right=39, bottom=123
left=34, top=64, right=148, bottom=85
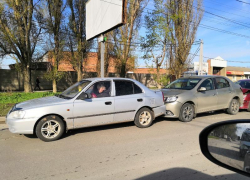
left=198, top=40, right=203, bottom=76
left=98, top=34, right=105, bottom=78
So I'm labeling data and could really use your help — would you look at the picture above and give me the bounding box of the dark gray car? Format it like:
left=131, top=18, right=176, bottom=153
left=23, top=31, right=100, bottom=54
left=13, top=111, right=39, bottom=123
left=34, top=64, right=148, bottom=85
left=162, top=76, right=243, bottom=122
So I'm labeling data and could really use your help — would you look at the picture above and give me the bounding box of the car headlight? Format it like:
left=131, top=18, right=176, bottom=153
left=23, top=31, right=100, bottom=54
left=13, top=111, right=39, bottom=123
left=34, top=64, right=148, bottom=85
left=165, top=96, right=178, bottom=103
left=8, top=110, right=26, bottom=119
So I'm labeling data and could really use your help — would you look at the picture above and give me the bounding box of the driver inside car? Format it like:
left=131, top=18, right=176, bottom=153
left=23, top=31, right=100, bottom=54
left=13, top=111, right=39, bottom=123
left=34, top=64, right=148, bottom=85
left=92, top=83, right=110, bottom=98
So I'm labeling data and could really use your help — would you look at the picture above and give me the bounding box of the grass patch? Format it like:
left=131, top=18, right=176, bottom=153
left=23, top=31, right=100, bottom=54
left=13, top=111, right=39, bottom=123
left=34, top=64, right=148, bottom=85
left=0, top=92, right=59, bottom=116
left=208, top=135, right=220, bottom=139
left=149, top=87, right=159, bottom=90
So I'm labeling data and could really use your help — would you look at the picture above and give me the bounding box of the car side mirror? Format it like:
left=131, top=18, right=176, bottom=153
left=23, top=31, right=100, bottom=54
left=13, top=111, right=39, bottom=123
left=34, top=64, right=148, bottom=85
left=199, top=120, right=250, bottom=177
left=198, top=87, right=206, bottom=92
left=77, top=92, right=92, bottom=100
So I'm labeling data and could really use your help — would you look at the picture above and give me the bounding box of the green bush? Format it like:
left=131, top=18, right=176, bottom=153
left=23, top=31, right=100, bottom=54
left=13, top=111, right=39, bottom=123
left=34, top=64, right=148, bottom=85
left=0, top=92, right=59, bottom=116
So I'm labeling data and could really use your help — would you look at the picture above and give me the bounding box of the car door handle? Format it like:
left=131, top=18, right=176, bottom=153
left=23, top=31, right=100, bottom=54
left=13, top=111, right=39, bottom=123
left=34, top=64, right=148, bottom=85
left=105, top=101, right=112, bottom=105
left=137, top=98, right=143, bottom=102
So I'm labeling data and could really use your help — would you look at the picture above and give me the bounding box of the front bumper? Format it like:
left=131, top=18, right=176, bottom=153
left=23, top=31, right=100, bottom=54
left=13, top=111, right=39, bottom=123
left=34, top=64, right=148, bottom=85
left=164, top=101, right=183, bottom=118
left=6, top=117, right=37, bottom=134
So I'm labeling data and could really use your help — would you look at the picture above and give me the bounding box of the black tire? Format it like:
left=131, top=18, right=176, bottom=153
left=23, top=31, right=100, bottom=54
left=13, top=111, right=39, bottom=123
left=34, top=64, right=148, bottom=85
left=227, top=99, right=239, bottom=115
left=134, top=107, right=154, bottom=128
left=35, top=115, right=65, bottom=142
left=179, top=103, right=194, bottom=122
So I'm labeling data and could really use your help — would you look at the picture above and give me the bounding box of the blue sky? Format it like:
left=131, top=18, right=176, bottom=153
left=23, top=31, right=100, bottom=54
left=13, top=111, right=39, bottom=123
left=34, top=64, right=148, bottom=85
left=1, top=0, right=250, bottom=69
left=137, top=0, right=250, bottom=68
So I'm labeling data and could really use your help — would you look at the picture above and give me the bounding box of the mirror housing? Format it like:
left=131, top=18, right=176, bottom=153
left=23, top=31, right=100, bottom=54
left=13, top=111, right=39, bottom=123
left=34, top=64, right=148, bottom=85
left=199, top=120, right=250, bottom=177
left=198, top=87, right=206, bottom=92
left=77, top=92, right=92, bottom=100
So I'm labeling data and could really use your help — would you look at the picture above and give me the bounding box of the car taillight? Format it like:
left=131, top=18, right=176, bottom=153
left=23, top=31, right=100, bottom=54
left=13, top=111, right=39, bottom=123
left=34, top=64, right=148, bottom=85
left=162, top=91, right=165, bottom=102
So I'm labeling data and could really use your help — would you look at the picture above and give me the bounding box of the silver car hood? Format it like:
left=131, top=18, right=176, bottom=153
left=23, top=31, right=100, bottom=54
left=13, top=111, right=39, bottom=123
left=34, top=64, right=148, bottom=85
left=161, top=89, right=187, bottom=96
left=15, top=96, right=69, bottom=110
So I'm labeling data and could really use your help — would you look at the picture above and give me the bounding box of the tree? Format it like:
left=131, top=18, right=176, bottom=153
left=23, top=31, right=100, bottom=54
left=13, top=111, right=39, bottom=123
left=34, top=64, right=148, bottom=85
left=141, top=0, right=171, bottom=89
left=212, top=124, right=238, bottom=140
left=111, top=0, right=148, bottom=77
left=0, top=0, right=43, bottom=92
left=67, top=0, right=91, bottom=81
left=168, top=0, right=203, bottom=78
left=44, top=0, right=65, bottom=93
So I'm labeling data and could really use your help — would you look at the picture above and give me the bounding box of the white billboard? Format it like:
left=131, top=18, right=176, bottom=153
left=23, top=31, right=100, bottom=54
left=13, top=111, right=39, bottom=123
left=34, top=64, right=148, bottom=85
left=194, top=62, right=208, bottom=74
left=86, top=0, right=125, bottom=40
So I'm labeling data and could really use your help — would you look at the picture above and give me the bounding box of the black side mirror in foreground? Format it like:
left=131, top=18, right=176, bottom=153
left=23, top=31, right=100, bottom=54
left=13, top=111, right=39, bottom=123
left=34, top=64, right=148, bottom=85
left=199, top=120, right=250, bottom=177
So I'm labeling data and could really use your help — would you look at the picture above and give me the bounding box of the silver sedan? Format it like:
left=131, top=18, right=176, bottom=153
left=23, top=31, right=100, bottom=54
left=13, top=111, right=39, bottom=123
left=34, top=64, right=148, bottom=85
left=162, top=76, right=243, bottom=122
left=6, top=78, right=166, bottom=141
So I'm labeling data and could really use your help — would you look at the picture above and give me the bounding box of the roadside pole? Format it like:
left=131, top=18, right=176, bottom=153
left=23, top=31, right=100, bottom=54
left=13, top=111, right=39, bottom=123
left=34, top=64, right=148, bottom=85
left=198, top=40, right=203, bottom=75
left=99, top=35, right=105, bottom=78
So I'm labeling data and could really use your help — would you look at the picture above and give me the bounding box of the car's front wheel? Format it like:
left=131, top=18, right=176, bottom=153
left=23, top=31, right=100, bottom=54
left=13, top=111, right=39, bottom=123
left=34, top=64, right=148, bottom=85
left=179, top=103, right=194, bottom=122
left=134, top=107, right=153, bottom=128
left=227, top=99, right=239, bottom=115
left=35, top=115, right=65, bottom=142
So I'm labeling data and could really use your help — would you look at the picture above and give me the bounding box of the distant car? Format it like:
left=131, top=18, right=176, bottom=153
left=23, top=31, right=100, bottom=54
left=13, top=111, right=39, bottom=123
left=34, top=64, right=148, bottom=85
left=6, top=78, right=166, bottom=142
left=162, top=76, right=243, bottom=122
left=240, top=128, right=250, bottom=157
left=244, top=149, right=250, bottom=173
left=236, top=79, right=250, bottom=111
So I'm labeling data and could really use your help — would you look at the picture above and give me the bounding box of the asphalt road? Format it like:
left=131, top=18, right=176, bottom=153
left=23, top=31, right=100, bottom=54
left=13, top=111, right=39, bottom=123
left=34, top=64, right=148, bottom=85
left=208, top=138, right=244, bottom=171
left=1, top=110, right=250, bottom=180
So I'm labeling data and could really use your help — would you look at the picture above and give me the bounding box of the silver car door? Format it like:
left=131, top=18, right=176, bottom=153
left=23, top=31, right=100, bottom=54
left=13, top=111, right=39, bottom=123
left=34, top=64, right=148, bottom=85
left=73, top=81, right=114, bottom=128
left=196, top=78, right=218, bottom=113
left=113, top=80, right=145, bottom=122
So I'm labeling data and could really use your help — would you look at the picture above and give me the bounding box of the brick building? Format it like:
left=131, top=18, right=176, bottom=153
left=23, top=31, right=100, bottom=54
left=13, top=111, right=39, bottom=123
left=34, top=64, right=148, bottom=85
left=206, top=56, right=250, bottom=82
left=9, top=52, right=135, bottom=74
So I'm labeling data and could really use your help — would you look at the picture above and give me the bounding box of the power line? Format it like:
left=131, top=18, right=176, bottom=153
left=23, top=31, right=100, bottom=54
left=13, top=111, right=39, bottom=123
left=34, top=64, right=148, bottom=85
left=236, top=0, right=250, bottom=5
left=189, top=52, right=250, bottom=63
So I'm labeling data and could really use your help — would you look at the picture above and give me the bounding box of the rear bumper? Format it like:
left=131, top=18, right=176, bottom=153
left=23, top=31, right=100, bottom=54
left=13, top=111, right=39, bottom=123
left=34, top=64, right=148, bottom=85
left=153, top=105, right=166, bottom=118
left=6, top=117, right=37, bottom=134
left=240, top=100, right=250, bottom=110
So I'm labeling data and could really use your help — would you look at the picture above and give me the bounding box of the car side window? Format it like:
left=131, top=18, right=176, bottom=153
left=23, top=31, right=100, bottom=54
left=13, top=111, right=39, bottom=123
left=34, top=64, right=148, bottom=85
left=215, top=78, right=230, bottom=89
left=85, top=81, right=111, bottom=98
left=115, top=81, right=133, bottom=96
left=134, top=84, right=143, bottom=94
left=114, top=80, right=143, bottom=96
left=199, top=79, right=214, bottom=91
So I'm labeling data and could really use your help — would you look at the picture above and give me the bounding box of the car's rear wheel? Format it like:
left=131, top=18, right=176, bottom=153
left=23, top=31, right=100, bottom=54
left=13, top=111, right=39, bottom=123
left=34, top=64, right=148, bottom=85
left=134, top=108, right=153, bottom=128
left=227, top=99, right=239, bottom=115
left=35, top=115, right=65, bottom=142
left=179, top=103, right=194, bottom=122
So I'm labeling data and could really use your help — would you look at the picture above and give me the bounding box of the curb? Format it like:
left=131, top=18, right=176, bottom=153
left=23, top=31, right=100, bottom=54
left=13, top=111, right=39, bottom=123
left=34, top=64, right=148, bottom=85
left=0, top=117, right=6, bottom=122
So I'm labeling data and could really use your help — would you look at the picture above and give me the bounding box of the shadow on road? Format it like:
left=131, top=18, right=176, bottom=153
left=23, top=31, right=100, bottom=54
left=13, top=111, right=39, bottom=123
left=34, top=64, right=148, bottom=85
left=135, top=167, right=247, bottom=180
left=208, top=145, right=241, bottom=161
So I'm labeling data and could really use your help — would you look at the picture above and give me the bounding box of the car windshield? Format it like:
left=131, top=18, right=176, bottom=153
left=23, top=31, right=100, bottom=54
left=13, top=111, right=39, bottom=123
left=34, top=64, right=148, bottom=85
left=164, top=78, right=201, bottom=90
left=59, top=80, right=91, bottom=99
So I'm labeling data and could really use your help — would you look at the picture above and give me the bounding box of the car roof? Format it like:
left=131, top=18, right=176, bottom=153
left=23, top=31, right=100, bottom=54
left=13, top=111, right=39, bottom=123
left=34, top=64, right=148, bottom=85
left=238, top=79, right=250, bottom=82
left=179, top=75, right=224, bottom=79
left=84, top=77, right=138, bottom=81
